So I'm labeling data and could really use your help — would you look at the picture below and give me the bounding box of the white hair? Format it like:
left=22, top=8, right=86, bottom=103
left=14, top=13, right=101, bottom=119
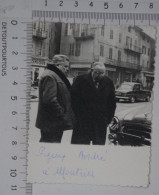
left=91, top=62, right=105, bottom=70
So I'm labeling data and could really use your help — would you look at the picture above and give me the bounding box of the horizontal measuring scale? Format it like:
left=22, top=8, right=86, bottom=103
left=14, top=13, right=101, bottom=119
left=32, top=11, right=159, bottom=25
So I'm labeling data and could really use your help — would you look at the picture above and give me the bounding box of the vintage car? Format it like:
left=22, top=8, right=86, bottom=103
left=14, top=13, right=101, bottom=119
left=108, top=103, right=152, bottom=146
left=115, top=82, right=151, bottom=103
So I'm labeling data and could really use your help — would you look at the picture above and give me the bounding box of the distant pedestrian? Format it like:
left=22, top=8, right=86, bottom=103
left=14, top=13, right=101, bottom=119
left=71, top=62, right=116, bottom=145
left=36, top=55, right=74, bottom=143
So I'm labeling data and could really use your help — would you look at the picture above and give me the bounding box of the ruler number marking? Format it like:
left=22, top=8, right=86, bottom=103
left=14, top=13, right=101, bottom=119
left=12, top=156, right=17, bottom=160
left=12, top=141, right=18, bottom=145
left=119, top=2, right=123, bottom=8
left=12, top=66, right=18, bottom=70
left=11, top=185, right=17, bottom=190
left=74, top=1, right=78, bottom=7
left=45, top=0, right=48, bottom=6
left=134, top=3, right=138, bottom=8
left=12, top=126, right=18, bottom=130
left=89, top=1, right=93, bottom=7
left=10, top=169, right=17, bottom=177
left=104, top=2, right=109, bottom=9
left=12, top=81, right=18, bottom=85
left=12, top=51, right=18, bottom=55
left=149, top=3, right=153, bottom=9
left=11, top=20, right=18, bottom=25
left=59, top=0, right=63, bottom=6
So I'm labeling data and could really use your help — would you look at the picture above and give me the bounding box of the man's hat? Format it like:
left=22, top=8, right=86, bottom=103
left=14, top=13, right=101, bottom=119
left=52, top=54, right=69, bottom=66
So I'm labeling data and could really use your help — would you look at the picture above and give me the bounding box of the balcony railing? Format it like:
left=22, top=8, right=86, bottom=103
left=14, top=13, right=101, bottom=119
left=125, top=44, right=142, bottom=54
left=33, top=29, right=47, bottom=39
left=141, top=66, right=154, bottom=72
left=74, top=29, right=95, bottom=40
left=105, top=58, right=141, bottom=70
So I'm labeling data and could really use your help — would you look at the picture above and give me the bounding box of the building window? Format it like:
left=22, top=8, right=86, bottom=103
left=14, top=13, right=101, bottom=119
left=118, top=50, right=121, bottom=62
left=33, top=22, right=36, bottom=29
left=69, top=43, right=74, bottom=56
left=126, top=36, right=129, bottom=46
left=70, top=24, right=74, bottom=29
left=142, top=46, right=146, bottom=54
left=147, top=61, right=149, bottom=67
left=75, top=42, right=81, bottom=56
left=119, top=33, right=122, bottom=43
left=130, top=38, right=132, bottom=48
left=100, top=45, right=104, bottom=57
left=148, top=48, right=150, bottom=56
left=128, top=26, right=131, bottom=32
left=109, top=48, right=113, bottom=59
left=110, top=30, right=113, bottom=39
left=142, top=59, right=145, bottom=66
left=134, top=40, right=137, bottom=50
left=65, top=24, right=68, bottom=36
left=101, top=25, right=104, bottom=36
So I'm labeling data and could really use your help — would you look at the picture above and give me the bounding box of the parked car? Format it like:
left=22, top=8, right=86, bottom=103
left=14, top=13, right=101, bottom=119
left=115, top=82, right=151, bottom=103
left=108, top=103, right=152, bottom=146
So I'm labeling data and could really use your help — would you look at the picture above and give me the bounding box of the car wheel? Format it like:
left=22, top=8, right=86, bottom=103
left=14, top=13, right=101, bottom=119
left=146, top=96, right=150, bottom=102
left=130, top=97, right=135, bottom=103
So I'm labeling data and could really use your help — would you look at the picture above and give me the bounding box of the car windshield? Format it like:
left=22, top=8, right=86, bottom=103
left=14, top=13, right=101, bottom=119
left=118, top=84, right=133, bottom=90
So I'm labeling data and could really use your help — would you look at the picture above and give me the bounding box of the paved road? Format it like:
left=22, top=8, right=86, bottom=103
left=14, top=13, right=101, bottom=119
left=29, top=98, right=152, bottom=143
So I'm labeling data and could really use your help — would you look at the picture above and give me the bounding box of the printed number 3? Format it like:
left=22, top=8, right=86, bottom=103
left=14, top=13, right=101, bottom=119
left=74, top=1, right=78, bottom=7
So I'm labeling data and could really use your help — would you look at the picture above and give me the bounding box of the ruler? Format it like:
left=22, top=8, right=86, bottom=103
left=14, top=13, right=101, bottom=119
left=0, top=18, right=32, bottom=195
left=0, top=0, right=159, bottom=195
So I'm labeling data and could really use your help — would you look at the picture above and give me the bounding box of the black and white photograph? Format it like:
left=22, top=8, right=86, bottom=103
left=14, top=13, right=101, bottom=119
left=27, top=20, right=156, bottom=186
left=29, top=21, right=156, bottom=146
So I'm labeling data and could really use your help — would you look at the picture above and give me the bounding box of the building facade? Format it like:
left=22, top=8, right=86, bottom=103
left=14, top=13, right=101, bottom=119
left=32, top=21, right=62, bottom=86
left=60, top=24, right=155, bottom=89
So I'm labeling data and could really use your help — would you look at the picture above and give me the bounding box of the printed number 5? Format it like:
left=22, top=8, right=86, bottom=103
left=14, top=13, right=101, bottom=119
left=104, top=2, right=109, bottom=9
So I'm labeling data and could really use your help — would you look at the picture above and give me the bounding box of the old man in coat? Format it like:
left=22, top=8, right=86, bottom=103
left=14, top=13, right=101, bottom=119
left=71, top=62, right=116, bottom=145
left=35, top=55, right=73, bottom=143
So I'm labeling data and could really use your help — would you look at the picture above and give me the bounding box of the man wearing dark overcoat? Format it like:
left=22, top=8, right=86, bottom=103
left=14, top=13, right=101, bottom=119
left=71, top=62, right=116, bottom=145
left=35, top=55, right=73, bottom=143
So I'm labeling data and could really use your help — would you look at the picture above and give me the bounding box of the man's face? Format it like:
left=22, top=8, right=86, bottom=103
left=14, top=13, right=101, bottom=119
left=92, top=67, right=105, bottom=82
left=57, top=64, right=69, bottom=76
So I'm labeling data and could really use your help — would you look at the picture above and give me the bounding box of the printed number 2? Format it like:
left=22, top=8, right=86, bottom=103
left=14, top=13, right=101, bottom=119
left=59, top=1, right=63, bottom=6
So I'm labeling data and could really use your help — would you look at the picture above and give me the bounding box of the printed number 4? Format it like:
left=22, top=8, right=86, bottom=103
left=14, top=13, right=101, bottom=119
left=89, top=1, right=93, bottom=7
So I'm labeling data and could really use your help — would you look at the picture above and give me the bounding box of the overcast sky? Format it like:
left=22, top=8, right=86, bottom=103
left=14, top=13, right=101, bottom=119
left=139, top=26, right=156, bottom=39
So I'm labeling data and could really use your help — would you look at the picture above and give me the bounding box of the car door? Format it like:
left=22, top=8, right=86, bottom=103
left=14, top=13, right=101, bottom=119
left=133, top=84, right=140, bottom=100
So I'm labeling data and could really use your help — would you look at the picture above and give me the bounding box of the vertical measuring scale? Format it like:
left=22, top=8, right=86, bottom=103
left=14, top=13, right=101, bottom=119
left=0, top=18, right=32, bottom=195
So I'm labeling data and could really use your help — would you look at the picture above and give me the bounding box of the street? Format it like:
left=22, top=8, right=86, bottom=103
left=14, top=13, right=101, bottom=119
left=29, top=94, right=152, bottom=144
